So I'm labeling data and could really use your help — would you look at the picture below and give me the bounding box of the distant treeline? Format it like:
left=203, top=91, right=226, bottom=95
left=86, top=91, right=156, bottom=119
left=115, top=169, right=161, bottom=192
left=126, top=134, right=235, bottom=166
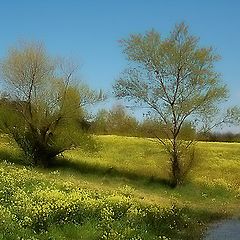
left=1, top=96, right=238, bottom=143
left=197, top=131, right=240, bottom=143
left=89, top=105, right=194, bottom=139
left=89, top=105, right=240, bottom=142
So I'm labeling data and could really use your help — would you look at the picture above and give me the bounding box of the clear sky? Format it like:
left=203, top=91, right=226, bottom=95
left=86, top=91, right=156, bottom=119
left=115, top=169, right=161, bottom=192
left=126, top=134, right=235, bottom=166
left=0, top=0, right=240, bottom=116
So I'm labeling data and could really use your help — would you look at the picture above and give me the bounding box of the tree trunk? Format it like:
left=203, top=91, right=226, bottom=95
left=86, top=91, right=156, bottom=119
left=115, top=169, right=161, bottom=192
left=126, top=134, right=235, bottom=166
left=171, top=151, right=182, bottom=187
left=171, top=137, right=182, bottom=187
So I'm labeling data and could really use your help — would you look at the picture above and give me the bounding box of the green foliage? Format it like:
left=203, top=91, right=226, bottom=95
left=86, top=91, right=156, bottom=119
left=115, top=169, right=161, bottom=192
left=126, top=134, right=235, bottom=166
left=0, top=42, right=103, bottom=166
left=226, top=106, right=240, bottom=125
left=198, top=131, right=240, bottom=142
left=114, top=22, right=228, bottom=186
left=91, top=105, right=139, bottom=136
left=91, top=105, right=196, bottom=139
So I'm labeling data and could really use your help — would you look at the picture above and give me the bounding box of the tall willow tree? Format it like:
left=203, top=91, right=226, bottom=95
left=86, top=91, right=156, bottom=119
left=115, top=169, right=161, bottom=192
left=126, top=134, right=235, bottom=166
left=0, top=42, right=104, bottom=167
left=114, top=23, right=228, bottom=186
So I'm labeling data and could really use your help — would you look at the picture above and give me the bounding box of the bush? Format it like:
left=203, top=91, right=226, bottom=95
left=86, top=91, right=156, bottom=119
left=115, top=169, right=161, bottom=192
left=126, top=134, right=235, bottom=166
left=0, top=42, right=103, bottom=167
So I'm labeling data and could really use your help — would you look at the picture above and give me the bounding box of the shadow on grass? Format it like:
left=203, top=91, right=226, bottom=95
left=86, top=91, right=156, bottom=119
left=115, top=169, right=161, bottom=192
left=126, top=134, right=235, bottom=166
left=50, top=157, right=172, bottom=187
left=0, top=148, right=172, bottom=188
left=0, top=149, right=30, bottom=166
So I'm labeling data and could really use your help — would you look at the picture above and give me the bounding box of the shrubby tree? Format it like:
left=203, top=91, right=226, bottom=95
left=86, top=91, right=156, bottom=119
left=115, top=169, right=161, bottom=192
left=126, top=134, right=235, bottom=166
left=138, top=118, right=163, bottom=138
left=91, top=109, right=109, bottom=134
left=91, top=107, right=195, bottom=139
left=106, top=105, right=138, bottom=135
left=114, top=23, right=228, bottom=186
left=0, top=42, right=104, bottom=167
left=138, top=117, right=196, bottom=139
left=91, top=105, right=139, bottom=136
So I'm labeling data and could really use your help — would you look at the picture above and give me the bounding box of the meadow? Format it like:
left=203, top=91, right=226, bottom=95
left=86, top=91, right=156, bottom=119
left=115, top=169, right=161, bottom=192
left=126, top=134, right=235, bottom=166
left=0, top=134, right=239, bottom=239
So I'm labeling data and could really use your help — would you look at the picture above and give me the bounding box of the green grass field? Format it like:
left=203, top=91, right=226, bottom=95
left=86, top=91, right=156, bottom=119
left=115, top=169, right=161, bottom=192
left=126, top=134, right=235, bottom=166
left=0, top=135, right=239, bottom=239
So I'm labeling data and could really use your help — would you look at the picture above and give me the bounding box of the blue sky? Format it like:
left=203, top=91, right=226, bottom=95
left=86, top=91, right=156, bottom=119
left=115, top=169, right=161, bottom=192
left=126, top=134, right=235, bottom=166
left=0, top=0, right=240, bottom=116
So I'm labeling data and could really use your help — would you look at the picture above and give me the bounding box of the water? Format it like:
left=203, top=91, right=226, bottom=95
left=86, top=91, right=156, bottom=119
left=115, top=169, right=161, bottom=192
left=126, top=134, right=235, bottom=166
left=204, top=218, right=240, bottom=240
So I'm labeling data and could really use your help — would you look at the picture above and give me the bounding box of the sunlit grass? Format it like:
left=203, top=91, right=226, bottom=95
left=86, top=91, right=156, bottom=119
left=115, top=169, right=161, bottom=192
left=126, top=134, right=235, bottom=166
left=63, top=136, right=239, bottom=211
left=0, top=134, right=239, bottom=239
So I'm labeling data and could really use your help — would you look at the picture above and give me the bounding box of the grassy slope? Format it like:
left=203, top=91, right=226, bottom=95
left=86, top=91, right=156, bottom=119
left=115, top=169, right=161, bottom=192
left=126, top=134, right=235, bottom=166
left=64, top=136, right=240, bottom=213
left=0, top=135, right=239, bottom=239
